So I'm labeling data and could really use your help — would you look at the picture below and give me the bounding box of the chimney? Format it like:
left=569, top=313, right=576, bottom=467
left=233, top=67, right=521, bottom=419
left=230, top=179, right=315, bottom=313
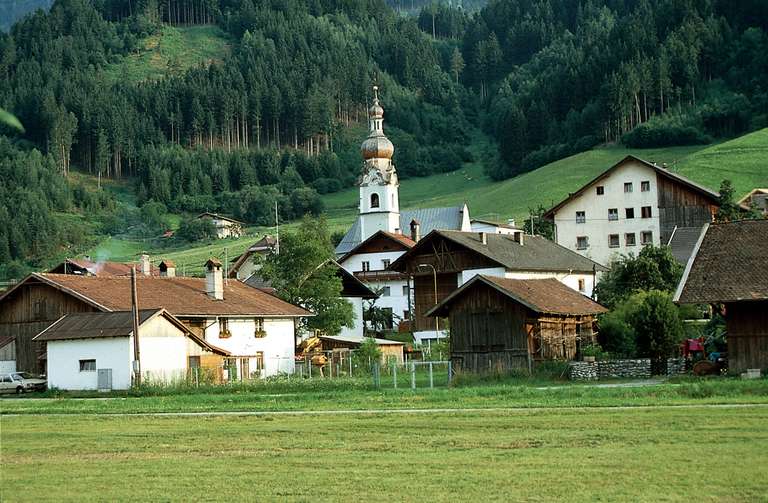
left=205, top=258, right=224, bottom=300
left=480, top=232, right=487, bottom=245
left=140, top=254, right=151, bottom=276
left=159, top=260, right=176, bottom=278
left=410, top=219, right=421, bottom=242
left=507, top=218, right=515, bottom=228
left=513, top=231, right=524, bottom=245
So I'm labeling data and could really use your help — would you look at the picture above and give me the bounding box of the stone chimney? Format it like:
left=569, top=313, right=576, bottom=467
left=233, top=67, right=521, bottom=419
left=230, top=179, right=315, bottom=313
left=140, top=254, right=151, bottom=276
left=205, top=258, right=224, bottom=300
left=410, top=219, right=421, bottom=242
left=513, top=231, right=524, bottom=245
left=480, top=232, right=487, bottom=245
left=159, top=260, right=176, bottom=278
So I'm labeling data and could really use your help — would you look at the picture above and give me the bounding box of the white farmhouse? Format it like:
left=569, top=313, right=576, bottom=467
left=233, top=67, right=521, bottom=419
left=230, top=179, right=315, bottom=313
left=197, top=212, right=244, bottom=239
left=34, top=309, right=228, bottom=390
left=543, top=156, right=722, bottom=267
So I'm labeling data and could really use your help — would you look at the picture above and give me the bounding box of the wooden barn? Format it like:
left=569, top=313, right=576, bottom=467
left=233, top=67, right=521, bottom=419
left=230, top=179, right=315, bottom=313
left=675, top=220, right=768, bottom=374
left=426, top=275, right=607, bottom=373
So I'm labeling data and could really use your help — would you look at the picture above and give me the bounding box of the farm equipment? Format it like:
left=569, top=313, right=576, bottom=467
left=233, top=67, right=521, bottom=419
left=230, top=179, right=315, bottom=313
left=296, top=335, right=328, bottom=376
left=681, top=337, right=727, bottom=375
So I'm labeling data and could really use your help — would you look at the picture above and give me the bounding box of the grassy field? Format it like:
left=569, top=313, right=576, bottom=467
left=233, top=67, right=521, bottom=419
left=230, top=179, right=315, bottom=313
left=2, top=383, right=768, bottom=501
left=103, top=25, right=230, bottom=83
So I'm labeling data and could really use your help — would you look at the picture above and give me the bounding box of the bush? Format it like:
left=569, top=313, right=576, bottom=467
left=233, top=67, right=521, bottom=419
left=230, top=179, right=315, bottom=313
left=630, top=290, right=684, bottom=360
left=353, top=337, right=382, bottom=374
left=176, top=218, right=216, bottom=243
left=621, top=114, right=712, bottom=148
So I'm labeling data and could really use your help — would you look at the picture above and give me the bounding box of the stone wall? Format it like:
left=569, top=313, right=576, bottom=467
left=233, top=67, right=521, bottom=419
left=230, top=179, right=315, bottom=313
left=569, top=358, right=687, bottom=380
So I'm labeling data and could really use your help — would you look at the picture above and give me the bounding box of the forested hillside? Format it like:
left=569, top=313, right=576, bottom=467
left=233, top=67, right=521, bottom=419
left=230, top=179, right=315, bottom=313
left=1, top=0, right=766, bottom=279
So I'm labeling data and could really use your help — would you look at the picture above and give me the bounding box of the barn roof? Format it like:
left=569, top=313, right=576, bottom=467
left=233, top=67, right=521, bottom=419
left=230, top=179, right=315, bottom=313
left=48, top=258, right=159, bottom=276
left=337, top=230, right=415, bottom=263
left=319, top=335, right=404, bottom=346
left=196, top=212, right=243, bottom=224
left=0, top=335, right=14, bottom=350
left=542, top=155, right=722, bottom=219
left=675, top=220, right=768, bottom=303
left=33, top=309, right=229, bottom=355
left=426, top=275, right=607, bottom=317
left=667, top=226, right=706, bottom=265
left=390, top=230, right=607, bottom=273
left=0, top=273, right=311, bottom=318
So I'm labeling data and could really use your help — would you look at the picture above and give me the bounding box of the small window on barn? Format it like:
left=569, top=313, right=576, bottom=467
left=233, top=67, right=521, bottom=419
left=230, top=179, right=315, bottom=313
left=596, top=186, right=605, bottom=195
left=609, top=234, right=620, bottom=248
left=219, top=318, right=231, bottom=338
left=624, top=182, right=633, bottom=193
left=608, top=208, right=618, bottom=221
left=79, top=359, right=96, bottom=372
left=578, top=279, right=585, bottom=292
left=575, top=211, right=586, bottom=224
left=576, top=236, right=589, bottom=250
left=33, top=299, right=46, bottom=320
left=370, top=193, right=380, bottom=209
left=641, top=180, right=651, bottom=192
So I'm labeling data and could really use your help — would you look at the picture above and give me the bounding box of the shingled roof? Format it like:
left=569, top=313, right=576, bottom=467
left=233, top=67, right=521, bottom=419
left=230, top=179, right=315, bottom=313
left=0, top=273, right=311, bottom=317
left=390, top=230, right=607, bottom=273
left=33, top=309, right=229, bottom=355
left=675, top=220, right=768, bottom=303
left=427, top=275, right=607, bottom=317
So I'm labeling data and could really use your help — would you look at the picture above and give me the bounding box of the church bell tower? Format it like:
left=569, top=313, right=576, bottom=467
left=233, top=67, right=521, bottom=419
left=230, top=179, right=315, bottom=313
left=358, top=86, right=400, bottom=241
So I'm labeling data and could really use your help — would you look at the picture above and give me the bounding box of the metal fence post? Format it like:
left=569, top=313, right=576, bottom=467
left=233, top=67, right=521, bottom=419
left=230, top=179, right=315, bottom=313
left=429, top=362, right=434, bottom=389
left=393, top=362, right=397, bottom=389
left=411, top=362, right=416, bottom=390
left=448, top=361, right=453, bottom=384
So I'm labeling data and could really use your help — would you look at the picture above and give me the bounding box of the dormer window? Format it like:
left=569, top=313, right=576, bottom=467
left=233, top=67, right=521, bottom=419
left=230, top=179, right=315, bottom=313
left=370, top=193, right=380, bottom=209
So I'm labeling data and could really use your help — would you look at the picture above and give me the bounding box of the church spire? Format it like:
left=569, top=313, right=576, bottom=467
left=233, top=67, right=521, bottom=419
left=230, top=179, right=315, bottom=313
left=361, top=85, right=394, bottom=161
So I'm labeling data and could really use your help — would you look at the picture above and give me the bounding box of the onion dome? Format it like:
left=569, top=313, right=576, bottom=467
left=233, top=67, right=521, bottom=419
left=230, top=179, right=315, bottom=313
left=361, top=86, right=394, bottom=160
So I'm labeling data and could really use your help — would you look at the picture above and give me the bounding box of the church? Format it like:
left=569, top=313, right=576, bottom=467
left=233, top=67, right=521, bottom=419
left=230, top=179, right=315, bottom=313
left=335, top=87, right=472, bottom=338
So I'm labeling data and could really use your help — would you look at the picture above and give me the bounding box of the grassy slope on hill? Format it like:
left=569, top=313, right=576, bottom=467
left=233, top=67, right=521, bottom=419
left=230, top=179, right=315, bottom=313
left=103, top=25, right=230, bottom=83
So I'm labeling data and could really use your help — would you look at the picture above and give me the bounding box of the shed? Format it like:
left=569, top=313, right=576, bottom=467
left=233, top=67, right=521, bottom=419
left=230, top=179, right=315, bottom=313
left=674, top=220, right=768, bottom=373
left=34, top=309, right=229, bottom=390
left=318, top=335, right=404, bottom=364
left=426, top=275, right=607, bottom=373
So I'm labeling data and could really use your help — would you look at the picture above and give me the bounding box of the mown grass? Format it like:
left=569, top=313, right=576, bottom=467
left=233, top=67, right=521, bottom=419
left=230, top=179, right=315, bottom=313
left=103, top=25, right=230, bottom=83
left=2, top=377, right=767, bottom=415
left=1, top=405, right=767, bottom=501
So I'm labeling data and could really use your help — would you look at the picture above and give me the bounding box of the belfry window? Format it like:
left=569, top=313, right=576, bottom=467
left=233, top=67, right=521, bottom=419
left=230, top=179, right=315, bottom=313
left=371, top=193, right=380, bottom=208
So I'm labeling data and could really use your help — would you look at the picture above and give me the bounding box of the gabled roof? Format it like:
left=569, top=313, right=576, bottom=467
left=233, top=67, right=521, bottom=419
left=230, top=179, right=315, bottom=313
left=389, top=230, right=607, bottom=273
left=738, top=188, right=768, bottom=204
left=48, top=259, right=159, bottom=277
left=0, top=273, right=311, bottom=317
left=426, top=275, right=607, bottom=317
left=543, top=155, right=722, bottom=219
left=667, top=226, right=706, bottom=265
left=229, top=235, right=278, bottom=278
left=33, top=309, right=229, bottom=355
left=197, top=212, right=244, bottom=225
left=338, top=230, right=415, bottom=263
left=675, top=220, right=768, bottom=303
left=335, top=205, right=467, bottom=255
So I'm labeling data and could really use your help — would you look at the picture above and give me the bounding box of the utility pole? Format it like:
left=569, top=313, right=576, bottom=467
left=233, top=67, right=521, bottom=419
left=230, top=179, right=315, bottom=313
left=130, top=266, right=141, bottom=386
left=275, top=200, right=280, bottom=255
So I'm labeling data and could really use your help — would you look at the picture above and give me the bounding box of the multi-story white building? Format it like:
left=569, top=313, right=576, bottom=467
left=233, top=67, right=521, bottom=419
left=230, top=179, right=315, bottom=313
left=543, top=156, right=722, bottom=267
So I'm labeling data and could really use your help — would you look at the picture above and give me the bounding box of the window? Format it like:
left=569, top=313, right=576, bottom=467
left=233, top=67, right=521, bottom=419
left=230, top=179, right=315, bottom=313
left=361, top=261, right=370, bottom=272
left=576, top=211, right=586, bottom=224
left=382, top=286, right=391, bottom=297
left=382, top=259, right=390, bottom=269
left=641, top=206, right=652, bottom=218
left=624, top=182, right=633, bottom=193
left=254, top=318, right=265, bottom=337
left=578, top=279, right=585, bottom=293
left=609, top=234, right=620, bottom=248
left=382, top=308, right=393, bottom=330
left=625, top=208, right=635, bottom=219
left=79, top=359, right=96, bottom=372
left=219, top=318, right=231, bottom=338
left=596, top=186, right=605, bottom=195
left=402, top=284, right=410, bottom=297
left=576, top=236, right=589, bottom=250
left=403, top=310, right=410, bottom=320
left=641, top=180, right=651, bottom=192
left=370, top=193, right=380, bottom=208
left=608, top=208, right=618, bottom=221
left=641, top=231, right=653, bottom=245
left=625, top=233, right=637, bottom=246
left=188, top=356, right=201, bottom=368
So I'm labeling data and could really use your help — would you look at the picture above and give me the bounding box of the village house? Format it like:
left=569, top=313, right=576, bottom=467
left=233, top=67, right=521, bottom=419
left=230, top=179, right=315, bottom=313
left=469, top=218, right=520, bottom=235
left=543, top=156, right=723, bottom=267
left=33, top=309, right=229, bottom=390
left=197, top=212, right=244, bottom=239
left=427, top=275, right=607, bottom=373
left=0, top=258, right=310, bottom=378
left=389, top=229, right=606, bottom=344
left=674, top=219, right=768, bottom=374
left=228, top=235, right=278, bottom=281
left=738, top=188, right=768, bottom=216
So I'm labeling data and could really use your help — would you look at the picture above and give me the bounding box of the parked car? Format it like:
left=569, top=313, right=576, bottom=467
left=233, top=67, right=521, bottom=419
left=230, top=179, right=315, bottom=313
left=0, top=372, right=47, bottom=394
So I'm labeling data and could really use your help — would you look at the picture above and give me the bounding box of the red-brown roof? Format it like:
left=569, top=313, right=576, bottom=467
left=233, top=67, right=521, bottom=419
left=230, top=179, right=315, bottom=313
left=338, top=230, right=415, bottom=263
left=49, top=259, right=160, bottom=276
left=2, top=273, right=311, bottom=317
left=427, top=275, right=607, bottom=317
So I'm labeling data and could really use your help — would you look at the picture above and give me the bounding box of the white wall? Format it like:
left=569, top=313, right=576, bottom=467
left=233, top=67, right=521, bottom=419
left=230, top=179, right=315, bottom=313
left=459, top=267, right=506, bottom=285
left=470, top=222, right=516, bottom=235
left=339, top=297, right=365, bottom=339
left=552, top=160, right=660, bottom=267
left=504, top=270, right=596, bottom=298
left=138, top=316, right=189, bottom=383
left=204, top=317, right=296, bottom=377
left=47, top=338, right=132, bottom=390
left=0, top=361, right=16, bottom=373
left=340, top=250, right=411, bottom=326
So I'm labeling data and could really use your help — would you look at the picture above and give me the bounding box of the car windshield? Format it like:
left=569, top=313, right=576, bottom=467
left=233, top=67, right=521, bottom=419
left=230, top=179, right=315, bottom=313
left=12, top=372, right=36, bottom=379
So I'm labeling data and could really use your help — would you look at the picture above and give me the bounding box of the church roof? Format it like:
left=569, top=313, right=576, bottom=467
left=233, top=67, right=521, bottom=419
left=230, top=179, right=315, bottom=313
left=334, top=206, right=468, bottom=255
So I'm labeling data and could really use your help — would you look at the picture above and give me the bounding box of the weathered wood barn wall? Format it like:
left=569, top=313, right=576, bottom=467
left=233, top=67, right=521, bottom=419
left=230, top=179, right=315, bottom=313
left=724, top=301, right=768, bottom=373
left=656, top=174, right=718, bottom=244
